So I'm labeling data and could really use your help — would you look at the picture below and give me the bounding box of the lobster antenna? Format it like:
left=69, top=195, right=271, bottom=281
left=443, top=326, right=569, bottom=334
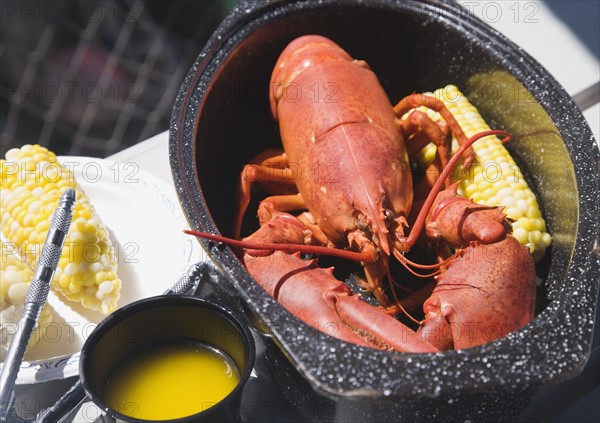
left=184, top=230, right=377, bottom=262
left=386, top=268, right=420, bottom=324
left=393, top=250, right=459, bottom=278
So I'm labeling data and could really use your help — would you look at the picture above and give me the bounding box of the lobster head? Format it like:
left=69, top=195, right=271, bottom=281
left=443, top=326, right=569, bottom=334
left=269, top=35, right=354, bottom=120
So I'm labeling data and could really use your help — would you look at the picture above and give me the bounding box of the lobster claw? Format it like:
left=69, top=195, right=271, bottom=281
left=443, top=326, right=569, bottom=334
left=417, top=305, right=455, bottom=351
left=415, top=235, right=536, bottom=351
left=426, top=182, right=509, bottom=248
left=242, top=210, right=438, bottom=352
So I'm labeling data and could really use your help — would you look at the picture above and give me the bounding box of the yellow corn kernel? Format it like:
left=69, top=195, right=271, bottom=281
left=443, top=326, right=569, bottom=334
left=1, top=242, right=53, bottom=349
left=411, top=85, right=551, bottom=262
left=1, top=145, right=121, bottom=314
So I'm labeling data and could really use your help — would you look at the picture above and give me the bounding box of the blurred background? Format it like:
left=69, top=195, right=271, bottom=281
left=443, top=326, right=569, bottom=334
left=0, top=0, right=236, bottom=157
left=0, top=0, right=598, bottom=158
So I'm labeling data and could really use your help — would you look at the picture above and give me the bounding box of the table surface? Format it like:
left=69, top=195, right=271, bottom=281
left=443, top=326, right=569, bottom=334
left=10, top=1, right=600, bottom=422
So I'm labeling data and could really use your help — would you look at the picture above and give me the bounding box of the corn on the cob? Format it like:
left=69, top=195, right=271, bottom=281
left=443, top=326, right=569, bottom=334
left=411, top=85, right=551, bottom=262
left=0, top=144, right=121, bottom=314
left=1, top=241, right=53, bottom=350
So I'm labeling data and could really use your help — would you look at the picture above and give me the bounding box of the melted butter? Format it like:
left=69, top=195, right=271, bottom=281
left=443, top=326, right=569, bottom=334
left=102, top=341, right=240, bottom=420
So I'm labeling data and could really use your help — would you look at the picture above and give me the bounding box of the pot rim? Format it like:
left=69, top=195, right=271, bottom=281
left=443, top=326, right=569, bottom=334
left=169, top=0, right=600, bottom=399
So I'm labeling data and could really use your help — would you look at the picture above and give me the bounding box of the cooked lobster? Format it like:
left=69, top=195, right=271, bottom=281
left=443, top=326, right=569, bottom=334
left=187, top=35, right=536, bottom=351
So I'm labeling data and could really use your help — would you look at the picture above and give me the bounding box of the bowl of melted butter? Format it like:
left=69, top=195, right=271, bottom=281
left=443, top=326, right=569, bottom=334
left=80, top=296, right=255, bottom=422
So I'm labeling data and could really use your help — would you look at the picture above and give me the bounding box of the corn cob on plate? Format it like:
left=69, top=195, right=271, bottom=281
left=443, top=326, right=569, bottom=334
left=0, top=147, right=202, bottom=383
left=1, top=242, right=54, bottom=354
left=1, top=145, right=122, bottom=314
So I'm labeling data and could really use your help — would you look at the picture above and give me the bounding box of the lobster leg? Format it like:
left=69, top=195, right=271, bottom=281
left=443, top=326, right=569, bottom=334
left=401, top=110, right=453, bottom=178
left=394, top=93, right=476, bottom=170
left=346, top=229, right=391, bottom=306
left=257, top=195, right=305, bottom=226
left=235, top=151, right=299, bottom=238
left=297, top=211, right=330, bottom=246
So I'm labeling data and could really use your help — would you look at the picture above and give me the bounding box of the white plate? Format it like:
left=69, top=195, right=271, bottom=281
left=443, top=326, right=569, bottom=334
left=1, top=157, right=203, bottom=384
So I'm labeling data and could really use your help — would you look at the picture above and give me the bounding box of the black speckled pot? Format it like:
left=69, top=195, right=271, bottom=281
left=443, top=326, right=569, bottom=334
left=170, top=0, right=600, bottom=421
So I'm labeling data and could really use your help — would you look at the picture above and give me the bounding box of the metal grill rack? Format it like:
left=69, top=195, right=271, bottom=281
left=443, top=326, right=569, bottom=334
left=0, top=0, right=227, bottom=158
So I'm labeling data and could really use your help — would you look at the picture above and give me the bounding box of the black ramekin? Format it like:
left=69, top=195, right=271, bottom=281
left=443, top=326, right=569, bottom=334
left=80, top=296, right=255, bottom=422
